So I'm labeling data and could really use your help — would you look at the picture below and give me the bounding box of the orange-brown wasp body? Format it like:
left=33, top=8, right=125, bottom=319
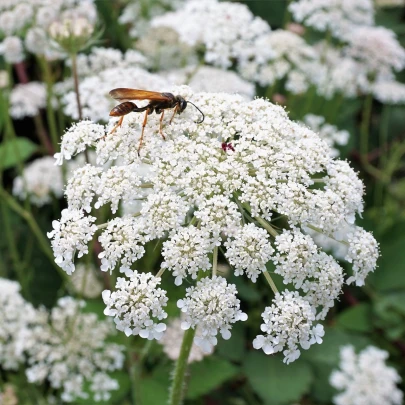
left=108, top=88, right=204, bottom=154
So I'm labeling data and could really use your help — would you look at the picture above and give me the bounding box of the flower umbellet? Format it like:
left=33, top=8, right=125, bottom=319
left=49, top=87, right=379, bottom=363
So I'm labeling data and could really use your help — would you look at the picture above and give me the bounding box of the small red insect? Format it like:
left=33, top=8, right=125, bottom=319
left=221, top=142, right=235, bottom=152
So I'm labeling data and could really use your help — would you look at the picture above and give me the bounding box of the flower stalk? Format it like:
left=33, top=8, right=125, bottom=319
left=168, top=326, right=196, bottom=405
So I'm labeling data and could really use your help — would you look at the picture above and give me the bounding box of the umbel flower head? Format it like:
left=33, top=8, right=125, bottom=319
left=25, top=297, right=125, bottom=403
left=330, top=345, right=403, bottom=405
left=50, top=87, right=379, bottom=362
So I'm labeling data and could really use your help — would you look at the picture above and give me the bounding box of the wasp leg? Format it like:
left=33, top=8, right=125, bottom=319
left=169, top=105, right=179, bottom=124
left=138, top=108, right=151, bottom=156
left=159, top=110, right=166, bottom=140
left=108, top=116, right=125, bottom=135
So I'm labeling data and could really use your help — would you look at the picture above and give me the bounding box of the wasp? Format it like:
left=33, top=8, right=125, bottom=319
left=108, top=88, right=204, bottom=154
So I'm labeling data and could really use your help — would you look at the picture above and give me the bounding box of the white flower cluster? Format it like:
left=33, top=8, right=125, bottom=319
left=253, top=291, right=324, bottom=364
left=74, top=47, right=147, bottom=77
left=289, top=0, right=374, bottom=39
left=50, top=89, right=378, bottom=359
left=166, top=66, right=256, bottom=99
left=0, top=0, right=97, bottom=61
left=273, top=228, right=344, bottom=319
left=47, top=208, right=98, bottom=275
left=159, top=317, right=213, bottom=363
left=9, top=82, right=46, bottom=119
left=301, top=114, right=349, bottom=157
left=372, top=80, right=405, bottom=104
left=0, top=278, right=36, bottom=370
left=102, top=270, right=168, bottom=340
left=345, top=227, right=379, bottom=286
left=239, top=29, right=318, bottom=92
left=151, top=0, right=271, bottom=69
left=346, top=26, right=405, bottom=79
left=225, top=224, right=274, bottom=282
left=13, top=156, right=64, bottom=206
left=119, top=0, right=184, bottom=39
left=54, top=120, right=105, bottom=165
left=330, top=345, right=403, bottom=405
left=178, top=276, right=247, bottom=353
left=26, top=297, right=124, bottom=403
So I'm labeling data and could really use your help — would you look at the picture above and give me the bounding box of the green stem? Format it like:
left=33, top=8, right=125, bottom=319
left=263, top=271, right=279, bottom=295
left=212, top=246, right=218, bottom=277
left=360, top=94, right=387, bottom=181
left=254, top=216, right=279, bottom=238
left=168, top=327, right=197, bottom=405
left=375, top=105, right=390, bottom=206
left=39, top=57, right=59, bottom=150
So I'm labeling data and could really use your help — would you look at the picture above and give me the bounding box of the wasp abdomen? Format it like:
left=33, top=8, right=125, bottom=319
left=109, top=102, right=138, bottom=117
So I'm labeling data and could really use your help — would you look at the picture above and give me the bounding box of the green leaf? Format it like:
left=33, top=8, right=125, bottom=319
left=139, top=363, right=171, bottom=404
left=139, top=377, right=169, bottom=405
left=369, top=221, right=405, bottom=291
left=301, top=328, right=371, bottom=366
left=336, top=303, right=373, bottom=333
left=217, top=323, right=245, bottom=362
left=0, top=138, right=38, bottom=170
left=186, top=357, right=239, bottom=400
left=243, top=352, right=313, bottom=405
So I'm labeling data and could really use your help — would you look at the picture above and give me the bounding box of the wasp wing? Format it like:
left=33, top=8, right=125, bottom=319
left=109, top=88, right=171, bottom=102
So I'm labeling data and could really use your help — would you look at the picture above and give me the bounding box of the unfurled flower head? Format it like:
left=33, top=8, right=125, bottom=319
left=225, top=223, right=274, bottom=282
left=330, top=345, right=403, bottom=405
left=0, top=1, right=97, bottom=60
left=9, top=82, right=47, bottom=119
left=346, top=26, right=405, bottom=78
left=102, top=270, right=168, bottom=339
left=160, top=317, right=213, bottom=363
left=47, top=208, right=98, bottom=275
left=0, top=278, right=36, bottom=370
left=178, top=276, right=247, bottom=353
left=345, top=227, right=379, bottom=286
left=49, top=17, right=94, bottom=54
left=0, top=36, right=24, bottom=63
left=151, top=0, right=271, bottom=69
left=26, top=297, right=124, bottom=403
left=13, top=156, right=64, bottom=206
left=301, top=115, right=349, bottom=157
left=253, top=291, right=324, bottom=364
left=69, top=263, right=104, bottom=299
left=289, top=0, right=374, bottom=39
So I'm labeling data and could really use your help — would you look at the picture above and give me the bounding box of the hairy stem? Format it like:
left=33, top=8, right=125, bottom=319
left=168, top=327, right=196, bottom=405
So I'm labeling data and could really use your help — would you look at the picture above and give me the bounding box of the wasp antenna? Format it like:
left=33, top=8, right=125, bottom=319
left=187, top=101, right=205, bottom=124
